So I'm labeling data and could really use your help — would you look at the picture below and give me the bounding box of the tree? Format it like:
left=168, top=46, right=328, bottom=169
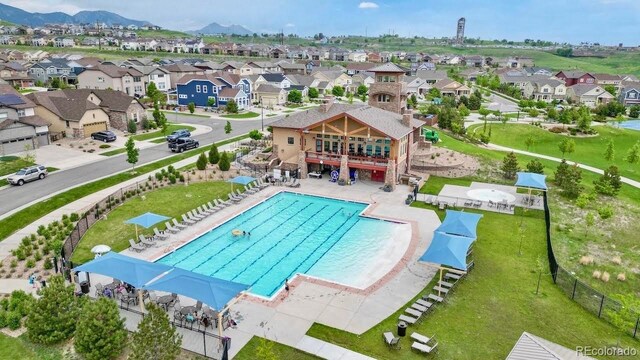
left=208, top=145, right=220, bottom=165
left=25, top=276, right=81, bottom=344
left=127, top=119, right=137, bottom=134
left=467, top=94, right=481, bottom=110
left=207, top=97, right=216, bottom=108
left=287, top=89, right=302, bottom=103
left=629, top=105, right=640, bottom=118
left=224, top=120, right=232, bottom=134
left=604, top=84, right=617, bottom=97
left=125, top=137, right=139, bottom=170
left=50, top=77, right=61, bottom=89
left=528, top=108, right=539, bottom=118
left=249, top=129, right=263, bottom=142
left=478, top=107, right=491, bottom=120
left=218, top=152, right=231, bottom=171
left=546, top=107, right=558, bottom=120
left=604, top=139, right=615, bottom=162
left=524, top=135, right=535, bottom=151
left=458, top=103, right=470, bottom=117
left=226, top=99, right=238, bottom=114
left=625, top=141, right=640, bottom=164
left=129, top=303, right=182, bottom=360
left=146, top=82, right=160, bottom=104
left=196, top=152, right=208, bottom=170
left=558, top=138, right=575, bottom=158
left=585, top=212, right=595, bottom=237
left=555, top=162, right=582, bottom=198
left=501, top=152, right=519, bottom=179
left=428, top=88, right=441, bottom=98
left=410, top=93, right=418, bottom=108
left=308, top=87, right=319, bottom=99
left=74, top=297, right=127, bottom=360
left=331, top=86, right=344, bottom=97
left=594, top=165, right=622, bottom=196
left=525, top=159, right=544, bottom=174
left=347, top=92, right=354, bottom=104
left=356, top=85, right=368, bottom=97
left=187, top=102, right=195, bottom=114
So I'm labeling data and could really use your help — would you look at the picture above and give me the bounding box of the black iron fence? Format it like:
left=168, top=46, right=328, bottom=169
left=543, top=192, right=639, bottom=338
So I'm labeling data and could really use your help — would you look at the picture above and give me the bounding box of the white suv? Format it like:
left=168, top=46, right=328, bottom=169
left=7, top=165, right=48, bottom=186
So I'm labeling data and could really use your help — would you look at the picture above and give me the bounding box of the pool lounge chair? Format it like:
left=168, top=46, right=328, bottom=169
left=383, top=332, right=401, bottom=349
left=197, top=205, right=213, bottom=216
left=288, top=178, right=300, bottom=188
left=194, top=207, right=209, bottom=218
left=174, top=218, right=189, bottom=228
left=227, top=193, right=241, bottom=203
left=405, top=308, right=423, bottom=319
left=245, top=184, right=259, bottom=194
left=188, top=210, right=204, bottom=221
left=165, top=222, right=181, bottom=234
left=411, top=341, right=438, bottom=354
left=258, top=179, right=270, bottom=189
left=154, top=227, right=169, bottom=241
left=411, top=332, right=435, bottom=345
left=235, top=189, right=248, bottom=198
left=181, top=214, right=196, bottom=225
left=128, top=239, right=145, bottom=252
left=399, top=314, right=418, bottom=325
left=215, top=199, right=231, bottom=207
left=207, top=201, right=222, bottom=211
left=139, top=234, right=155, bottom=247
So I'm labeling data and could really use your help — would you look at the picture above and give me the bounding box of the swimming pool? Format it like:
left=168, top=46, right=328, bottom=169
left=618, top=120, right=640, bottom=131
left=156, top=192, right=407, bottom=298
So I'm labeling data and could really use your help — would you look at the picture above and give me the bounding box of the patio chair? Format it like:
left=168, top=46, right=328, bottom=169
left=139, top=234, right=155, bottom=247
left=245, top=184, right=259, bottom=194
left=181, top=214, right=196, bottom=225
left=188, top=210, right=204, bottom=221
left=424, top=195, right=433, bottom=204
left=411, top=332, right=435, bottom=345
left=228, top=193, right=242, bottom=203
left=147, top=292, right=158, bottom=305
left=207, top=201, right=222, bottom=211
left=195, top=300, right=202, bottom=311
left=383, top=332, right=401, bottom=349
left=153, top=227, right=169, bottom=241
left=95, top=283, right=104, bottom=298
left=197, top=205, right=212, bottom=216
left=464, top=200, right=473, bottom=207
left=405, top=308, right=423, bottom=319
left=399, top=314, right=418, bottom=325
left=411, top=341, right=438, bottom=354
left=474, top=200, right=482, bottom=208
left=258, top=179, right=270, bottom=189
left=165, top=222, right=181, bottom=234
left=288, top=178, right=300, bottom=188
left=120, top=293, right=137, bottom=308
left=235, top=189, right=248, bottom=198
left=128, top=239, right=145, bottom=252
left=173, top=218, right=188, bottom=229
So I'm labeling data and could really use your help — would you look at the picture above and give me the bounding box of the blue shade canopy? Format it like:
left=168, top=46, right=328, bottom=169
left=144, top=268, right=249, bottom=311
left=74, top=252, right=172, bottom=288
left=125, top=212, right=170, bottom=229
left=227, top=176, right=256, bottom=185
left=419, top=232, right=475, bottom=270
left=515, top=172, right=548, bottom=191
left=435, top=210, right=483, bottom=239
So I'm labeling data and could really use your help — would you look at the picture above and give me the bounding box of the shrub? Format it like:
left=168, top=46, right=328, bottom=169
left=10, top=260, right=17, bottom=268
left=601, top=272, right=610, bottom=282
left=15, top=249, right=26, bottom=261
left=179, top=174, right=185, bottom=183
left=7, top=311, right=21, bottom=330
left=9, top=290, right=32, bottom=317
left=0, top=311, right=6, bottom=328
left=168, top=174, right=176, bottom=184
left=21, top=237, right=30, bottom=246
left=127, top=119, right=137, bottom=134
left=196, top=152, right=208, bottom=170
left=75, top=297, right=127, bottom=360
left=209, top=145, right=220, bottom=165
left=592, top=270, right=601, bottom=279
left=34, top=251, right=42, bottom=262
left=617, top=273, right=626, bottom=281
left=611, top=256, right=622, bottom=265
left=579, top=256, right=594, bottom=265
left=598, top=205, right=614, bottom=219
left=43, top=258, right=53, bottom=270
left=218, top=152, right=231, bottom=171
left=26, top=259, right=35, bottom=268
left=69, top=213, right=79, bottom=222
left=548, top=126, right=566, bottom=133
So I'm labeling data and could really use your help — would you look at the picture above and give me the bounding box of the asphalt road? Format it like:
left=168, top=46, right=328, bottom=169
left=0, top=113, right=279, bottom=217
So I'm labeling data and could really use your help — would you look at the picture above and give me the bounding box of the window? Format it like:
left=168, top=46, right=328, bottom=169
left=17, top=109, right=25, bottom=116
left=65, top=121, right=70, bottom=128
left=158, top=83, right=166, bottom=90
left=97, top=77, right=104, bottom=83
left=134, top=85, right=142, bottom=92
left=196, top=85, right=201, bottom=93
left=157, top=74, right=164, bottom=78
left=203, top=85, right=208, bottom=93
left=377, top=94, right=391, bottom=103
left=124, top=77, right=131, bottom=83
left=629, top=92, right=637, bottom=99
left=92, top=113, right=95, bottom=119
left=287, top=137, right=294, bottom=145
left=178, top=94, right=188, bottom=99
left=133, top=76, right=141, bottom=82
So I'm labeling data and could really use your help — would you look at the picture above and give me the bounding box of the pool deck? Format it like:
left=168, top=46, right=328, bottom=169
left=111, top=178, right=440, bottom=359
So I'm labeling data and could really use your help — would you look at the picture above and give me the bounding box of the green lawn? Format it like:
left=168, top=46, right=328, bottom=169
left=151, top=138, right=168, bottom=144
left=419, top=176, right=472, bottom=195
left=220, top=112, right=260, bottom=119
left=266, top=114, right=277, bottom=117
left=130, top=124, right=196, bottom=142
left=0, top=334, right=64, bottom=360
left=306, top=205, right=638, bottom=359
left=234, top=336, right=322, bottom=360
left=71, top=182, right=242, bottom=264
left=100, top=148, right=127, bottom=157
left=0, top=156, right=34, bottom=177
left=0, top=134, right=250, bottom=243
left=282, top=110, right=295, bottom=113
left=468, top=123, right=640, bottom=181
left=157, top=110, right=211, bottom=118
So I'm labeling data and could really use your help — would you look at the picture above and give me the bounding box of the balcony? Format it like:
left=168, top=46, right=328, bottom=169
left=305, top=151, right=389, bottom=170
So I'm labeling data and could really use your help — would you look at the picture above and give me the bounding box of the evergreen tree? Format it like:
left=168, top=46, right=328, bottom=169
left=525, top=159, right=544, bottom=174
left=125, top=137, right=139, bottom=170
left=25, top=276, right=81, bottom=344
left=308, top=87, right=319, bottom=99
left=604, top=139, right=615, bottom=162
left=196, top=152, right=208, bottom=170
left=629, top=105, right=640, bottom=118
left=224, top=120, right=232, bottom=134
left=558, top=138, right=575, bottom=158
left=187, top=102, right=195, bottom=114
left=218, top=152, right=231, bottom=171
left=208, top=145, right=220, bottom=165
left=75, top=297, right=127, bottom=360
left=594, top=165, right=622, bottom=197
left=226, top=99, right=239, bottom=113
left=554, top=159, right=570, bottom=188
left=146, top=82, right=160, bottom=104
left=129, top=303, right=182, bottom=360
left=127, top=119, right=137, bottom=134
left=625, top=141, right=640, bottom=164
left=501, top=152, right=519, bottom=179
left=556, top=162, right=583, bottom=198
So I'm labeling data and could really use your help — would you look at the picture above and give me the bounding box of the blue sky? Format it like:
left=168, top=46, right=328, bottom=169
left=4, top=0, right=639, bottom=45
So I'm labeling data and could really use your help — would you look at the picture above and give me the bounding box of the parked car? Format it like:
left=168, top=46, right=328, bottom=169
left=166, top=129, right=191, bottom=142
left=91, top=131, right=117, bottom=142
left=168, top=137, right=199, bottom=152
left=7, top=165, right=48, bottom=186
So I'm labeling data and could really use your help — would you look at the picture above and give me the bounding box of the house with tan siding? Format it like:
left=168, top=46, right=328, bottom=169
left=77, top=65, right=146, bottom=97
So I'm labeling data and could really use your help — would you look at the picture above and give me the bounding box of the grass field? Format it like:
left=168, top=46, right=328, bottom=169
left=71, top=182, right=241, bottom=264
left=234, top=336, right=322, bottom=360
left=0, top=334, right=64, bottom=360
left=0, top=156, right=33, bottom=177
left=130, top=124, right=195, bottom=142
left=306, top=205, right=638, bottom=359
left=100, top=148, right=127, bottom=156
left=467, top=123, right=640, bottom=181
left=220, top=112, right=260, bottom=119
left=158, top=110, right=211, bottom=118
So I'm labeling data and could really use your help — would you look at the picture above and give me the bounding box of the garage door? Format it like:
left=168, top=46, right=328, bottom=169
left=83, top=122, right=107, bottom=138
left=1, top=138, right=33, bottom=155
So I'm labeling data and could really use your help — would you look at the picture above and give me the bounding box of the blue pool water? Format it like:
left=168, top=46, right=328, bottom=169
left=618, top=120, right=640, bottom=131
left=157, top=192, right=400, bottom=298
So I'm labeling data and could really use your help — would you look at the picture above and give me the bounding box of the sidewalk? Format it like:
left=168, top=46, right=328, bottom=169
left=0, top=142, right=237, bottom=260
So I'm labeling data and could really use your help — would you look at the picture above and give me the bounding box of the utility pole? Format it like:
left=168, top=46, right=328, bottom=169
left=96, top=20, right=101, bottom=50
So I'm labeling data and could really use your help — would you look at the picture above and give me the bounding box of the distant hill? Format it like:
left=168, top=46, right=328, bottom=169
left=0, top=2, right=148, bottom=27
left=188, top=22, right=253, bottom=36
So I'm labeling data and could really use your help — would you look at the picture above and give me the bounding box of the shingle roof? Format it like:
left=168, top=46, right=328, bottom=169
left=218, top=88, right=241, bottom=98
left=62, top=89, right=140, bottom=113
left=593, top=73, right=621, bottom=81
left=270, top=103, right=423, bottom=140
left=558, top=70, right=588, bottom=79
left=368, top=62, right=408, bottom=73
left=506, top=332, right=595, bottom=360
left=287, top=74, right=315, bottom=87
left=0, top=84, right=36, bottom=109
left=416, top=70, right=448, bottom=81
left=346, top=63, right=377, bottom=71
left=255, top=84, right=284, bottom=94
left=176, top=74, right=225, bottom=86
left=260, top=73, right=287, bottom=83
left=27, top=90, right=103, bottom=122
left=278, top=62, right=305, bottom=70
left=84, top=64, right=143, bottom=78
left=569, top=84, right=611, bottom=97
left=161, top=63, right=202, bottom=73
left=18, top=115, right=50, bottom=127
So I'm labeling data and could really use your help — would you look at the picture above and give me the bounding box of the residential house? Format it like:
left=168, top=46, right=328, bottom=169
left=254, top=84, right=287, bottom=107
left=593, top=73, right=623, bottom=93
left=312, top=70, right=351, bottom=88
left=566, top=84, right=614, bottom=107
left=161, top=63, right=204, bottom=90
left=464, top=55, right=485, bottom=67
left=345, top=63, right=376, bottom=76
left=619, top=82, right=640, bottom=107
left=405, top=76, right=431, bottom=96
left=415, top=70, right=448, bottom=85
left=277, top=61, right=306, bottom=75
left=250, top=61, right=279, bottom=74
left=30, top=37, right=48, bottom=47
left=0, top=62, right=33, bottom=87
left=367, top=52, right=382, bottom=63
left=523, top=67, right=553, bottom=77
left=175, top=73, right=250, bottom=110
left=77, top=65, right=146, bottom=97
left=432, top=79, right=471, bottom=99
left=0, top=85, right=50, bottom=154
left=54, top=37, right=75, bottom=47
left=254, top=74, right=292, bottom=89
left=130, top=66, right=172, bottom=92
left=530, top=79, right=566, bottom=102
left=351, top=72, right=375, bottom=88
left=28, top=58, right=74, bottom=85
left=410, top=62, right=436, bottom=75
left=269, top=47, right=286, bottom=59
left=27, top=90, right=110, bottom=138
left=555, top=71, right=596, bottom=87
left=348, top=50, right=368, bottom=63
left=459, top=68, right=485, bottom=82
left=185, top=38, right=205, bottom=53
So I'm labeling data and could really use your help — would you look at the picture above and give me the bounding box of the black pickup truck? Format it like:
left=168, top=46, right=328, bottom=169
left=168, top=137, right=199, bottom=152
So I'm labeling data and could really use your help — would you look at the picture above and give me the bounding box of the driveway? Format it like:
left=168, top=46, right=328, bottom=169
left=484, top=93, right=520, bottom=113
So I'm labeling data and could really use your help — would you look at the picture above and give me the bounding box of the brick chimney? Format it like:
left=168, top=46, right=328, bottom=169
left=319, top=95, right=335, bottom=113
left=402, top=108, right=413, bottom=127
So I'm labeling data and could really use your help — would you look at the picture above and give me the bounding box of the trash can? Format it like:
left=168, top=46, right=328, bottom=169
left=80, top=281, right=90, bottom=294
left=397, top=321, right=407, bottom=337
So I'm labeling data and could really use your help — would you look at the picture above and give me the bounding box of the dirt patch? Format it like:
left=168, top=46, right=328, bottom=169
left=412, top=146, right=480, bottom=178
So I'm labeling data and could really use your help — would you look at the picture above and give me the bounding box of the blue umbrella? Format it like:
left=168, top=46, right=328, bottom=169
left=515, top=172, right=548, bottom=191
left=435, top=210, right=483, bottom=239
left=227, top=176, right=256, bottom=186
left=419, top=232, right=475, bottom=270
left=125, top=212, right=170, bottom=239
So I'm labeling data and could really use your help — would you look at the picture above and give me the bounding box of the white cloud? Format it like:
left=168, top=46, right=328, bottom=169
left=3, top=0, right=85, bottom=14
left=285, top=23, right=295, bottom=27
left=358, top=2, right=379, bottom=9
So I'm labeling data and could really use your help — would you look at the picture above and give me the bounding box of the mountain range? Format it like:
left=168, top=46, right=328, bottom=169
left=0, top=2, right=148, bottom=27
left=188, top=22, right=253, bottom=36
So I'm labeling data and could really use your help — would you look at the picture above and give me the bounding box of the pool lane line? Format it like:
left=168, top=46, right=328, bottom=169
left=161, top=196, right=292, bottom=267
left=255, top=209, right=360, bottom=296
left=209, top=203, right=327, bottom=279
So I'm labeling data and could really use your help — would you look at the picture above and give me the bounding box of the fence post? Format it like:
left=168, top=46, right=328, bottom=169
left=597, top=294, right=605, bottom=318
left=203, top=331, right=207, bottom=358
left=634, top=317, right=639, bottom=338
left=571, top=279, right=578, bottom=299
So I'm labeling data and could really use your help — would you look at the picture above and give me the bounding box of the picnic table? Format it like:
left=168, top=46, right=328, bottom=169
left=157, top=295, right=174, bottom=310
